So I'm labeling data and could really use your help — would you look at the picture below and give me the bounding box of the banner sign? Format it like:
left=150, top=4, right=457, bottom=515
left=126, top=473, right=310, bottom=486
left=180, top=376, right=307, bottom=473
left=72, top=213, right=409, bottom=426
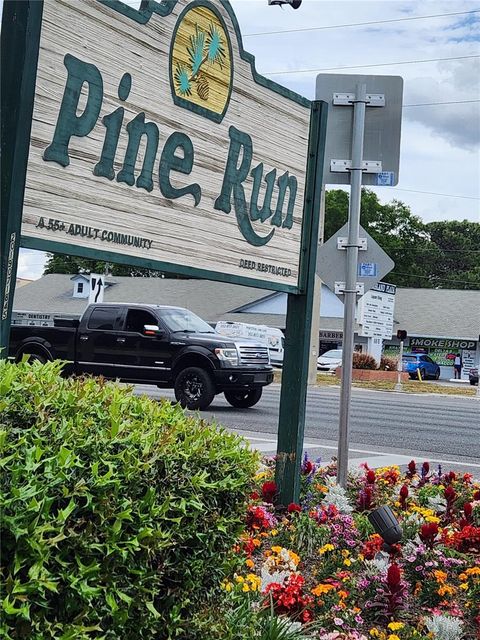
left=18, top=0, right=311, bottom=291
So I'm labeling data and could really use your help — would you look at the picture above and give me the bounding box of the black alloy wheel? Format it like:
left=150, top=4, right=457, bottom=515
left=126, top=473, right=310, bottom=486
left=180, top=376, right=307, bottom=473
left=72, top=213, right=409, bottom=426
left=174, top=366, right=215, bottom=410
left=224, top=388, right=263, bottom=408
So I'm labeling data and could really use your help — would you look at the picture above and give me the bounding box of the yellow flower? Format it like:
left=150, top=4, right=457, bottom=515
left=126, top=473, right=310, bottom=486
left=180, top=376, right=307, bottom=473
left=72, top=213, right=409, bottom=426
left=235, top=575, right=244, bottom=583
left=388, top=635, right=401, bottom=640
left=246, top=574, right=261, bottom=591
left=271, top=545, right=283, bottom=554
left=288, top=550, right=300, bottom=566
left=460, top=583, right=469, bottom=590
left=369, top=630, right=381, bottom=638
left=221, top=581, right=233, bottom=592
left=245, top=558, right=254, bottom=569
left=319, top=543, right=335, bottom=554
left=388, top=622, right=405, bottom=631
left=425, top=515, right=440, bottom=523
left=343, top=558, right=352, bottom=566
left=242, top=583, right=250, bottom=592
left=270, top=529, right=278, bottom=536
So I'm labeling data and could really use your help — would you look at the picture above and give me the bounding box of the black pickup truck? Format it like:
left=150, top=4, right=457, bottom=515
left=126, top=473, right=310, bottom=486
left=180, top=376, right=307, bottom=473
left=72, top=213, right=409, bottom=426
left=9, top=303, right=274, bottom=410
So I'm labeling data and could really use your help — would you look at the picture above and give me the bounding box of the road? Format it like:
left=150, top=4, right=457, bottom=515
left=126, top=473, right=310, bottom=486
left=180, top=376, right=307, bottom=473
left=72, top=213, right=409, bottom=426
left=134, top=383, right=480, bottom=475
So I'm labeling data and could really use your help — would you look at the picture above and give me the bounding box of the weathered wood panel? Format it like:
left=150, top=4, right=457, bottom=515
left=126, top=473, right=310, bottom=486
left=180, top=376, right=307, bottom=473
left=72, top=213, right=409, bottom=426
left=22, top=0, right=311, bottom=289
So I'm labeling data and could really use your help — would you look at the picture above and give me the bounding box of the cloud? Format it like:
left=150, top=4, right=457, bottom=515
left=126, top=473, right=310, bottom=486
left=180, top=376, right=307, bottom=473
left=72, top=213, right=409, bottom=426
left=17, top=250, right=47, bottom=280
left=402, top=58, right=480, bottom=149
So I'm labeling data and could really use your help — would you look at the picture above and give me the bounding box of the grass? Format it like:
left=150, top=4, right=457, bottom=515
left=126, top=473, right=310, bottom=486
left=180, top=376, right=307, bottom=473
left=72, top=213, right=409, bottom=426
left=272, top=370, right=477, bottom=396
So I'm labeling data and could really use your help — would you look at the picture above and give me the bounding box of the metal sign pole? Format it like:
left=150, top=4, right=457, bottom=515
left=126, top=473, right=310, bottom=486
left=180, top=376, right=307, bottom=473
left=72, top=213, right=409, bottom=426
left=337, top=82, right=367, bottom=487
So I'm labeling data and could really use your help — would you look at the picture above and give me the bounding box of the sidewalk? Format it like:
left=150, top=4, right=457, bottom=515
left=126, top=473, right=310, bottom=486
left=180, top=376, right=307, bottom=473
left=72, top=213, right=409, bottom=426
left=232, top=428, right=480, bottom=477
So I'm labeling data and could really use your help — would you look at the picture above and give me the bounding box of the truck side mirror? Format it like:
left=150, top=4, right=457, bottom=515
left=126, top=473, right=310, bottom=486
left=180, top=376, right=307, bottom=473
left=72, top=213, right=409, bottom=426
left=143, top=324, right=164, bottom=337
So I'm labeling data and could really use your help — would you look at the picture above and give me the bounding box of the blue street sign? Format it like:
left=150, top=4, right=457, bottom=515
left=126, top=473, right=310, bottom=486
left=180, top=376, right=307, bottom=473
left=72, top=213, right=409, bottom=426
left=377, top=171, right=395, bottom=186
left=358, top=262, right=378, bottom=277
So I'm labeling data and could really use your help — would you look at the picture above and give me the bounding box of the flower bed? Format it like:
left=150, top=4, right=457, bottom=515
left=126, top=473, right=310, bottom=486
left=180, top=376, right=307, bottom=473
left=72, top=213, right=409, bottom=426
left=224, top=458, right=480, bottom=639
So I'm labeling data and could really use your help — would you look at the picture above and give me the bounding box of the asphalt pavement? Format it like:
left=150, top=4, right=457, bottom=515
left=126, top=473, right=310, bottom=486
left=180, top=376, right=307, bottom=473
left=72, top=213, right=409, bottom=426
left=134, top=383, right=480, bottom=477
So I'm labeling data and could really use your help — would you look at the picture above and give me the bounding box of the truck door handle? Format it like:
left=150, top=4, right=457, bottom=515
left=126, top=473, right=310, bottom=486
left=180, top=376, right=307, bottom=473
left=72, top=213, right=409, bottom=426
left=116, top=337, right=126, bottom=343
left=79, top=335, right=89, bottom=341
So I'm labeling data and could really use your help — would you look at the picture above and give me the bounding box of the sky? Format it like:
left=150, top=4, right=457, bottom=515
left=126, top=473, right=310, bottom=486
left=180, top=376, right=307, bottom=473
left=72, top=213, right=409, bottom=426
left=7, top=0, right=480, bottom=280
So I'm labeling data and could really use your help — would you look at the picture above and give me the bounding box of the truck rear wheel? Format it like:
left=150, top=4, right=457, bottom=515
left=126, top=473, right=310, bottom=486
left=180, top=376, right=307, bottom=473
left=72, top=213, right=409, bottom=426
left=224, top=388, right=262, bottom=408
left=174, top=367, right=215, bottom=410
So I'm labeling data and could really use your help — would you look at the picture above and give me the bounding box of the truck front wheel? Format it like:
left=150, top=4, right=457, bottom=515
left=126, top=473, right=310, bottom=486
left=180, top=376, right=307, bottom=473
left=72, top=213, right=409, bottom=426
left=224, top=388, right=262, bottom=408
left=174, top=367, right=215, bottom=410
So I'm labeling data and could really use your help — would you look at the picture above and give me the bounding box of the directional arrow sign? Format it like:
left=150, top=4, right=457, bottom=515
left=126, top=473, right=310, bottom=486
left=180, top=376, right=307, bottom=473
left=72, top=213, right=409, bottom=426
left=88, top=273, right=105, bottom=305
left=316, top=223, right=394, bottom=299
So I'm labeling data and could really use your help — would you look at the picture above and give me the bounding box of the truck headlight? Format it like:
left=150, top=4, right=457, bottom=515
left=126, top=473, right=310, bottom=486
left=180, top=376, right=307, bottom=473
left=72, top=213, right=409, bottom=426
left=215, top=348, right=239, bottom=367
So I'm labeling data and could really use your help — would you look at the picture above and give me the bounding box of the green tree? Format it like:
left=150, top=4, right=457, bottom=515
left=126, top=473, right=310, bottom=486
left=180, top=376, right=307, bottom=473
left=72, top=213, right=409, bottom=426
left=43, top=254, right=185, bottom=278
left=324, top=188, right=432, bottom=287
left=426, top=220, right=480, bottom=290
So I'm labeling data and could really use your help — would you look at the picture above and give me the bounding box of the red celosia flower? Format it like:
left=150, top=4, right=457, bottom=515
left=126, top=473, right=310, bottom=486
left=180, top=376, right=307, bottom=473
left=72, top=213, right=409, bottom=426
left=250, top=490, right=260, bottom=501
left=444, top=485, right=456, bottom=503
left=444, top=470, right=457, bottom=484
left=473, top=490, right=480, bottom=501
left=407, top=459, right=417, bottom=476
left=464, top=502, right=473, bottom=518
left=463, top=473, right=473, bottom=484
left=366, top=469, right=376, bottom=484
left=358, top=486, right=373, bottom=511
left=420, top=522, right=439, bottom=548
left=399, top=484, right=409, bottom=510
left=287, top=502, right=302, bottom=513
left=422, top=461, right=430, bottom=475
left=387, top=563, right=402, bottom=590
left=261, top=481, right=277, bottom=503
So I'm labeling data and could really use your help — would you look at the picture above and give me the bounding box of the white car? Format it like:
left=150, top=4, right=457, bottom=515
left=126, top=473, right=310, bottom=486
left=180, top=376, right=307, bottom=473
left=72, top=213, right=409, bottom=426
left=317, top=349, right=343, bottom=372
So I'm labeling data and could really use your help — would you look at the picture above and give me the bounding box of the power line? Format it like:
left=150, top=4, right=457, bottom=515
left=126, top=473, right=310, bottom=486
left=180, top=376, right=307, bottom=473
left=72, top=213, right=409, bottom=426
left=394, top=272, right=479, bottom=286
left=403, top=99, right=480, bottom=108
left=379, top=187, right=480, bottom=200
left=243, top=10, right=480, bottom=37
left=264, top=54, right=480, bottom=76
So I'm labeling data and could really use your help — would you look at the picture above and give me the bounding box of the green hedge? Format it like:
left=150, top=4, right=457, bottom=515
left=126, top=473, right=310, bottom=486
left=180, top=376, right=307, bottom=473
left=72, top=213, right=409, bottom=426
left=0, top=360, right=258, bottom=639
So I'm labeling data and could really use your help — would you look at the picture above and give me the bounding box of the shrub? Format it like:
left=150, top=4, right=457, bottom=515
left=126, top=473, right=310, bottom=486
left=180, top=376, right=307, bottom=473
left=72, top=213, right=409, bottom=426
left=0, top=360, right=258, bottom=639
left=379, top=355, right=398, bottom=371
left=352, top=352, right=377, bottom=370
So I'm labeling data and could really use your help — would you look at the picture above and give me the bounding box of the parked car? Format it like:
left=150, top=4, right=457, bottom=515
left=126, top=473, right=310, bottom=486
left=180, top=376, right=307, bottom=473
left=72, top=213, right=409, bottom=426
left=469, top=367, right=479, bottom=386
left=402, top=353, right=440, bottom=380
left=317, top=349, right=343, bottom=372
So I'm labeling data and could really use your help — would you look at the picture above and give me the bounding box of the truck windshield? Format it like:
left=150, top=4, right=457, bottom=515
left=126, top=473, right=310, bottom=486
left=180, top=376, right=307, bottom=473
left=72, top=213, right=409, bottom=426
left=159, top=308, right=214, bottom=333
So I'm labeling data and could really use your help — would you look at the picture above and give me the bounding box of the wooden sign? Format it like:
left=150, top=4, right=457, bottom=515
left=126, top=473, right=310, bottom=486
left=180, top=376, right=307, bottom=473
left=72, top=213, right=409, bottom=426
left=20, top=0, right=311, bottom=291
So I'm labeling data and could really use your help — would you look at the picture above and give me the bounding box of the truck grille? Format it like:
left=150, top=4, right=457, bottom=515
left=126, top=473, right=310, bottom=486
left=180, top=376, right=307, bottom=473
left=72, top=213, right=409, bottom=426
left=238, top=344, right=270, bottom=365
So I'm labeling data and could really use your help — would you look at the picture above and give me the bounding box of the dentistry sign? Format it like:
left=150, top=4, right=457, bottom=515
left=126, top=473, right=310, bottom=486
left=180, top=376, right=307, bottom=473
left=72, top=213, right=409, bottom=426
left=14, top=0, right=312, bottom=291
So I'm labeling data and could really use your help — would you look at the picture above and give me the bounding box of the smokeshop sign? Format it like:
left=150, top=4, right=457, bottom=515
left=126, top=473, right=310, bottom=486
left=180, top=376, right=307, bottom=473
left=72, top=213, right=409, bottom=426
left=18, top=0, right=311, bottom=291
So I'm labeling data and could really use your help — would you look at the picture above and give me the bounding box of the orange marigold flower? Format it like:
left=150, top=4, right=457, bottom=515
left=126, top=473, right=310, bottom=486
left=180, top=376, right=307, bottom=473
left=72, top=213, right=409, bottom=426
left=434, top=570, right=448, bottom=583
left=311, top=583, right=335, bottom=596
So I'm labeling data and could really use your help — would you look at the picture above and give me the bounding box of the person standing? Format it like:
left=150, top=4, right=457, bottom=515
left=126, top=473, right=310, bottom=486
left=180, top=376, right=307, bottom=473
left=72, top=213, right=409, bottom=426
left=454, top=353, right=462, bottom=379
